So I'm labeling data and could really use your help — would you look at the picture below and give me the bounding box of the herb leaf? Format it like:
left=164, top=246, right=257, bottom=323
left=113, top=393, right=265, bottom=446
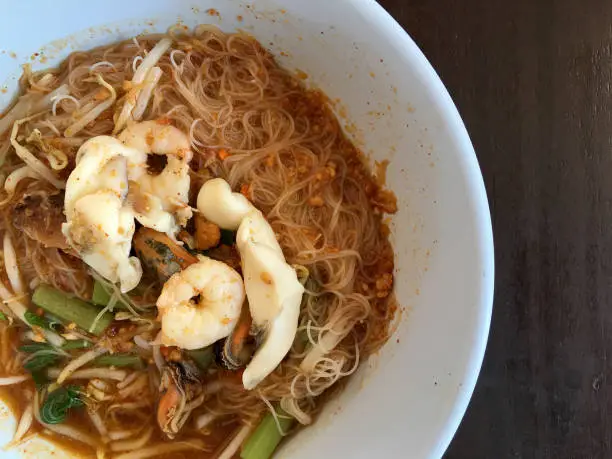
left=20, top=343, right=63, bottom=372
left=0, top=312, right=7, bottom=321
left=20, top=343, right=55, bottom=354
left=24, top=311, right=50, bottom=329
left=31, top=370, right=48, bottom=389
left=23, top=353, right=60, bottom=372
left=40, top=385, right=83, bottom=424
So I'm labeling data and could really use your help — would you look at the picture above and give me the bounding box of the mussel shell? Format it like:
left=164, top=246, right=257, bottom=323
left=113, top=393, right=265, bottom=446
left=214, top=335, right=255, bottom=371
left=164, top=360, right=202, bottom=395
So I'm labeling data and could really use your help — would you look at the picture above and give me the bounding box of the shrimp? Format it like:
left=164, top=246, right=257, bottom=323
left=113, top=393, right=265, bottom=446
left=62, top=136, right=145, bottom=292
left=119, top=120, right=193, bottom=237
left=156, top=256, right=245, bottom=350
left=197, top=178, right=305, bottom=390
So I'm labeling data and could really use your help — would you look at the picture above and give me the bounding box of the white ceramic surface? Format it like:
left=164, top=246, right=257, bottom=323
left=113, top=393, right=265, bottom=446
left=0, top=0, right=494, bottom=458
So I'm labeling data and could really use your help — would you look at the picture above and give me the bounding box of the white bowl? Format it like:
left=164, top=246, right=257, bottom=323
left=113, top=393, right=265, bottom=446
left=0, top=1, right=494, bottom=458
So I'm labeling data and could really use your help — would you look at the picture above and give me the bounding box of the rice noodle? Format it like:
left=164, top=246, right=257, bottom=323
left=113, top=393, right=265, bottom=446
left=132, top=66, right=162, bottom=120
left=217, top=425, right=252, bottom=459
left=89, top=61, right=116, bottom=72
left=110, top=426, right=153, bottom=452
left=10, top=115, right=65, bottom=189
left=3, top=234, right=24, bottom=294
left=114, top=439, right=206, bottom=459
left=89, top=271, right=145, bottom=315
left=64, top=74, right=116, bottom=137
left=260, top=394, right=288, bottom=436
left=169, top=49, right=185, bottom=68
left=48, top=366, right=126, bottom=381
left=280, top=396, right=312, bottom=425
left=89, top=294, right=118, bottom=334
left=56, top=347, right=108, bottom=383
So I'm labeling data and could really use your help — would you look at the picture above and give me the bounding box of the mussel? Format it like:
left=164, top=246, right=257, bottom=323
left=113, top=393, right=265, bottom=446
left=157, top=359, right=203, bottom=439
left=133, top=227, right=198, bottom=282
left=215, top=305, right=257, bottom=370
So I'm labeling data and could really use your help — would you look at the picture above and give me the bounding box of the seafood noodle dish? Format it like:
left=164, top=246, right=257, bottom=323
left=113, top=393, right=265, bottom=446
left=0, top=25, right=397, bottom=459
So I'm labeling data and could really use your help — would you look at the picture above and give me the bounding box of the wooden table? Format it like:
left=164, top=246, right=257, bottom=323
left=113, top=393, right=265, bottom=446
left=379, top=0, right=612, bottom=457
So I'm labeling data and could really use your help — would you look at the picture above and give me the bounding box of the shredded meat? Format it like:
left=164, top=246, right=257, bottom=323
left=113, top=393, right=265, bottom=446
left=12, top=191, right=70, bottom=250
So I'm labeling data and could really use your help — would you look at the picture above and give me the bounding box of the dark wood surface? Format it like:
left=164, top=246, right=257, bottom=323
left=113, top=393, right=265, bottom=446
left=378, top=1, right=612, bottom=458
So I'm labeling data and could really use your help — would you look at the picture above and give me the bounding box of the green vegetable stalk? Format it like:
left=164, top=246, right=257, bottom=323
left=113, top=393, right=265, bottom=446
left=241, top=406, right=295, bottom=459
left=91, top=281, right=111, bottom=307
left=92, top=353, right=144, bottom=369
left=32, top=285, right=113, bottom=336
left=62, top=340, right=92, bottom=351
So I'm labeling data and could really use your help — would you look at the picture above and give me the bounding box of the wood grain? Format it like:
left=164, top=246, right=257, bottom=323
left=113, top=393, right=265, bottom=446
left=378, top=0, right=612, bottom=457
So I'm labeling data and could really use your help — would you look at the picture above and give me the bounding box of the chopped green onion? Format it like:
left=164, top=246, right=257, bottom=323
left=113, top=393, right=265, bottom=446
left=240, top=406, right=295, bottom=459
left=62, top=340, right=92, bottom=351
left=220, top=229, right=235, bottom=246
left=91, top=280, right=111, bottom=307
left=0, top=311, right=7, bottom=321
left=186, top=347, right=214, bottom=370
left=40, top=385, right=83, bottom=424
left=32, top=285, right=113, bottom=336
left=92, top=353, right=144, bottom=369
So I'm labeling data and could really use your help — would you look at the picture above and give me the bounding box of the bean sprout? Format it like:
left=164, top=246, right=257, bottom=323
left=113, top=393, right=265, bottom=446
left=51, top=94, right=80, bottom=116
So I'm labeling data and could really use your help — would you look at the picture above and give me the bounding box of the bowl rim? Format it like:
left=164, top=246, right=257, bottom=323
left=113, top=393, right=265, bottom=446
left=365, top=1, right=495, bottom=456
